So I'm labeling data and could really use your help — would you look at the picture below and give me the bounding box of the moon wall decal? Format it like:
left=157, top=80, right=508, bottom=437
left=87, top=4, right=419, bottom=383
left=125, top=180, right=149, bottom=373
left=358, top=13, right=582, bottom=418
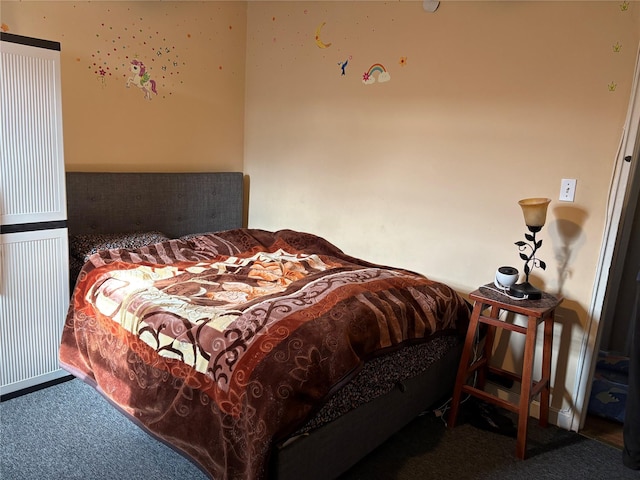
left=315, top=22, right=332, bottom=49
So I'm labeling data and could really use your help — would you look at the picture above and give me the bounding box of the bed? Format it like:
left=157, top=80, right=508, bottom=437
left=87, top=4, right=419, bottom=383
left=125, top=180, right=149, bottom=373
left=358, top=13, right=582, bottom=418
left=60, top=172, right=470, bottom=480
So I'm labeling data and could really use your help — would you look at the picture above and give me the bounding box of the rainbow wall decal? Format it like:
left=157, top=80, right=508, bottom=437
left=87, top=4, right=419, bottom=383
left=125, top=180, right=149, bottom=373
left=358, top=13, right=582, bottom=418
left=363, top=63, right=391, bottom=85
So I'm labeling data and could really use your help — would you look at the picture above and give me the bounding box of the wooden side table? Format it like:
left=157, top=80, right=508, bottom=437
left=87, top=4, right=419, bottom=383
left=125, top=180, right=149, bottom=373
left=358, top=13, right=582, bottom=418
left=447, top=284, right=563, bottom=459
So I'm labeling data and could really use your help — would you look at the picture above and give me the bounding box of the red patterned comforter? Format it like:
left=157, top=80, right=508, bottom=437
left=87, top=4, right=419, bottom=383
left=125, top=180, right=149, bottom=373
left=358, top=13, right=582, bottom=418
left=60, top=229, right=469, bottom=479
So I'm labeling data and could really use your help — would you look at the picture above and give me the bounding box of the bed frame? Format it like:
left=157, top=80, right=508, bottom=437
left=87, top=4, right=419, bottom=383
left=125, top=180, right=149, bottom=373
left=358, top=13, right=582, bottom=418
left=66, top=172, right=244, bottom=238
left=65, top=171, right=462, bottom=480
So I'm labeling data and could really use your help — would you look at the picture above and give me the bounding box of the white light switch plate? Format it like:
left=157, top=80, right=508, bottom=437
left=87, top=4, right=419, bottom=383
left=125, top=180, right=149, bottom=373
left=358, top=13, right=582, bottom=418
left=560, top=178, right=577, bottom=202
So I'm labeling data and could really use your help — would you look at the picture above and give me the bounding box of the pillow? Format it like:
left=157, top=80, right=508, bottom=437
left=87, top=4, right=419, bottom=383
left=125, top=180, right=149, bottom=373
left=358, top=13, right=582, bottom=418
left=69, top=231, right=171, bottom=262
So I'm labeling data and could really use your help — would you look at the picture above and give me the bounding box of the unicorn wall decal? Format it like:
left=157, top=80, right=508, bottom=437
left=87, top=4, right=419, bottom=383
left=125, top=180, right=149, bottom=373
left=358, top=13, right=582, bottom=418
left=126, top=59, right=157, bottom=100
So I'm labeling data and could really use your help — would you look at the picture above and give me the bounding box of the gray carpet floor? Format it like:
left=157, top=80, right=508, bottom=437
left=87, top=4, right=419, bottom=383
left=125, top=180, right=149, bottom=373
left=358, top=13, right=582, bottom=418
left=0, top=378, right=638, bottom=479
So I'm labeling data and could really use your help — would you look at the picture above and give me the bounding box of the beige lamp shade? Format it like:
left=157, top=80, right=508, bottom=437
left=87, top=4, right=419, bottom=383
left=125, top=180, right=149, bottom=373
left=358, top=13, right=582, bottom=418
left=518, top=197, right=551, bottom=228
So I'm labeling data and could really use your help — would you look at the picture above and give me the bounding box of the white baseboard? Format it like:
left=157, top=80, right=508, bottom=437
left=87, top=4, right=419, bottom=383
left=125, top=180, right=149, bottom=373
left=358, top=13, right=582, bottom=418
left=484, top=384, right=576, bottom=431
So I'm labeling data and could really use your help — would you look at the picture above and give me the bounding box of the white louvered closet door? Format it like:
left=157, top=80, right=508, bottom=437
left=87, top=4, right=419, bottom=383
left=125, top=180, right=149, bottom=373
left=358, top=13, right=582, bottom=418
left=0, top=230, right=69, bottom=394
left=0, top=34, right=69, bottom=398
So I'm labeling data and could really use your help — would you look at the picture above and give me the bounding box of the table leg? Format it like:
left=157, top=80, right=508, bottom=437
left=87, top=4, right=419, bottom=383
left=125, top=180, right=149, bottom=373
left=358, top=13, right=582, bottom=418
left=477, top=304, right=500, bottom=390
left=448, top=300, right=482, bottom=428
left=516, top=315, right=538, bottom=459
left=539, top=312, right=554, bottom=427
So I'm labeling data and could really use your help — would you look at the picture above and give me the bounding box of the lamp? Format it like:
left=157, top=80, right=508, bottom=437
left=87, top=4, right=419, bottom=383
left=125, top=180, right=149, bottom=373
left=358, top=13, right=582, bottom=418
left=510, top=197, right=551, bottom=300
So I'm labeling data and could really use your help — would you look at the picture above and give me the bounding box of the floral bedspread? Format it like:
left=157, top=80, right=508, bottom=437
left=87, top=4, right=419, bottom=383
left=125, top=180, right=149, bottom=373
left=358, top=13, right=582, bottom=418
left=59, top=229, right=469, bottom=479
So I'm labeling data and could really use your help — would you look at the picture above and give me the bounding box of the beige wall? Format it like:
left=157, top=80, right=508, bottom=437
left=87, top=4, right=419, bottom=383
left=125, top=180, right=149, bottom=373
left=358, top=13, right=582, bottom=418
left=1, top=0, right=247, bottom=172
left=3, top=1, right=640, bottom=428
left=244, top=1, right=640, bottom=426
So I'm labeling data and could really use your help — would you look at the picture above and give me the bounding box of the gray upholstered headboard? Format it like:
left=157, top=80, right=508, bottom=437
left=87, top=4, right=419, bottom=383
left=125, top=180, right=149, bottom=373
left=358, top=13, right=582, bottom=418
left=66, top=172, right=244, bottom=238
